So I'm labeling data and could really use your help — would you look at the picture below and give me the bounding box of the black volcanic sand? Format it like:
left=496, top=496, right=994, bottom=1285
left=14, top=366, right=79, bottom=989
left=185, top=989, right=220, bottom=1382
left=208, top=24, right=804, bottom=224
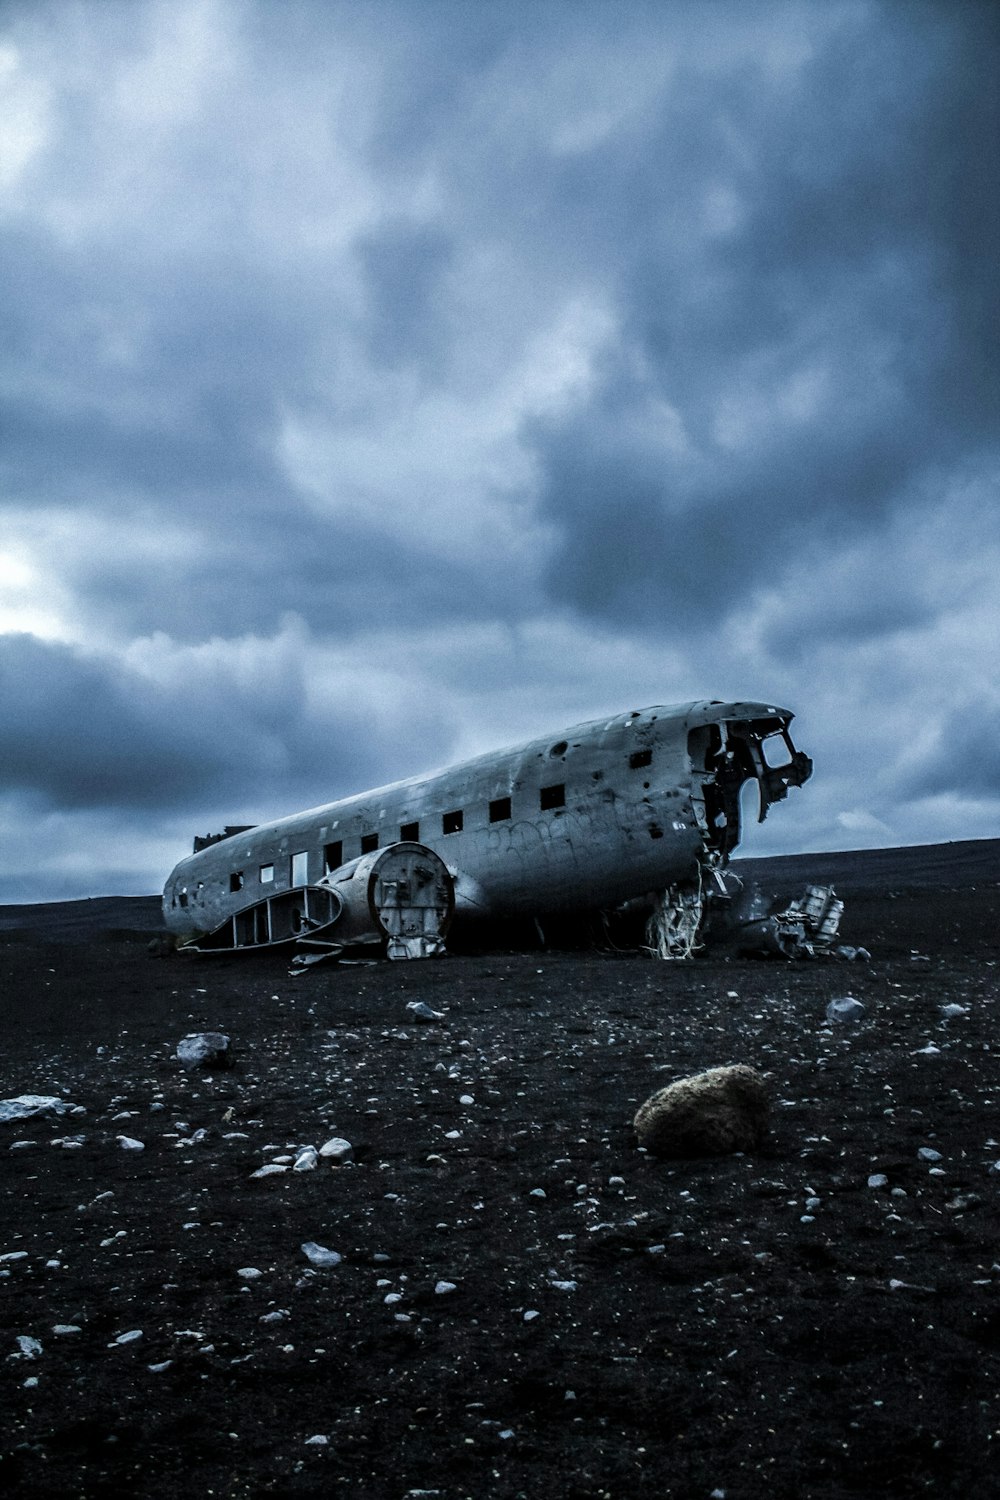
left=2, top=843, right=999, bottom=1499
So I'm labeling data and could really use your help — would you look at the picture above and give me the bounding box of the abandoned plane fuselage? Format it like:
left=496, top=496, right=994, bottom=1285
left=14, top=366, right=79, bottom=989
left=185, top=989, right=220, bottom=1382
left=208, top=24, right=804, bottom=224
left=162, top=700, right=812, bottom=956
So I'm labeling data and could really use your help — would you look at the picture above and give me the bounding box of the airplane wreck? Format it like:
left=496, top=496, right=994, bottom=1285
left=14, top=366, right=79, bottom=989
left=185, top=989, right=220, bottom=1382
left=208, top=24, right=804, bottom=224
left=162, top=699, right=812, bottom=963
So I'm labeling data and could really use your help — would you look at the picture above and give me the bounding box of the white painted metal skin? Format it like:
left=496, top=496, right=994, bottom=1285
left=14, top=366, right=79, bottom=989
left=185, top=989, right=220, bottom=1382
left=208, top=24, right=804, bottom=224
left=162, top=699, right=812, bottom=945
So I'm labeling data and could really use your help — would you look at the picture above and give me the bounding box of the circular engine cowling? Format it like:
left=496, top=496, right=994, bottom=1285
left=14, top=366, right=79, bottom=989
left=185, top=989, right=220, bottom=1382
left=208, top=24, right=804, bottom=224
left=322, top=842, right=455, bottom=958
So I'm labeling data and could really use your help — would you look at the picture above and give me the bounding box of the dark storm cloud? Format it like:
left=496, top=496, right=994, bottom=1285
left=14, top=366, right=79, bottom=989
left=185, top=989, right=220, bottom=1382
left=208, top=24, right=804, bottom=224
left=524, top=3, right=1000, bottom=637
left=0, top=632, right=452, bottom=815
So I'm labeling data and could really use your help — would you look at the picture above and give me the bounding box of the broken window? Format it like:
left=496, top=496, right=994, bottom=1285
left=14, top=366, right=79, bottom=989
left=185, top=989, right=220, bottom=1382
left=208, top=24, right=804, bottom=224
left=629, top=747, right=652, bottom=769
left=442, top=809, right=463, bottom=835
left=230, top=871, right=244, bottom=893
left=540, top=783, right=565, bottom=811
left=360, top=832, right=379, bottom=855
left=400, top=821, right=420, bottom=842
left=489, top=796, right=511, bottom=823
left=291, top=850, right=308, bottom=886
left=324, top=840, right=343, bottom=874
left=761, top=733, right=793, bottom=769
left=259, top=863, right=274, bottom=884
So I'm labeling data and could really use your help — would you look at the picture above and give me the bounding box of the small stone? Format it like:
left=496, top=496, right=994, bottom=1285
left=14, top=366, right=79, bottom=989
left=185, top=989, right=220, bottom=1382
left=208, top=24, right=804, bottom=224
left=406, top=1002, right=444, bottom=1023
left=250, top=1164, right=288, bottom=1179
left=434, top=1281, right=457, bottom=1295
left=826, top=997, right=866, bottom=1024
left=293, top=1147, right=318, bottom=1172
left=523, top=1309, right=540, bottom=1322
left=301, top=1242, right=342, bottom=1268
left=176, top=1032, right=232, bottom=1070
left=528, top=1188, right=546, bottom=1199
left=52, top=1324, right=82, bottom=1335
left=550, top=1280, right=577, bottom=1292
left=459, top=1095, right=474, bottom=1106
left=918, top=1147, right=943, bottom=1162
left=384, top=1292, right=403, bottom=1305
left=867, top=1174, right=889, bottom=1188
left=237, top=1267, right=263, bottom=1280
left=0, top=1252, right=28, bottom=1263
left=109, top=1329, right=143, bottom=1346
left=305, top=1434, right=329, bottom=1445
left=17, top=1335, right=42, bottom=1358
left=318, top=1137, right=353, bottom=1163
left=117, top=1136, right=145, bottom=1151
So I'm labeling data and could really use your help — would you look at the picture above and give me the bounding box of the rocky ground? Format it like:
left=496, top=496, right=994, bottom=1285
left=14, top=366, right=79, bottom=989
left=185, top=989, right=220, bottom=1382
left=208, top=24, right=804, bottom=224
left=1, top=841, right=999, bottom=1499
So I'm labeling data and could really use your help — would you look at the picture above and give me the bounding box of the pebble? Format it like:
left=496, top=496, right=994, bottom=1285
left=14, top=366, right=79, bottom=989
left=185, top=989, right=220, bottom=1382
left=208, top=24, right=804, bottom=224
left=305, top=1434, right=329, bottom=1445
left=529, top=1188, right=546, bottom=1199
left=434, top=1281, right=457, bottom=1295
left=523, top=1309, right=540, bottom=1321
left=293, top=1147, right=318, bottom=1172
left=318, top=1137, right=353, bottom=1163
left=867, top=1174, right=889, bottom=1188
left=0, top=1251, right=29, bottom=1263
left=918, top=1147, right=943, bottom=1162
left=109, top=1330, right=143, bottom=1346
left=52, top=1324, right=82, bottom=1335
left=250, top=1164, right=288, bottom=1179
left=237, top=1267, right=264, bottom=1280
left=301, top=1242, right=342, bottom=1268
left=459, top=1095, right=474, bottom=1106
left=17, top=1336, right=43, bottom=1358
left=117, top=1136, right=145, bottom=1151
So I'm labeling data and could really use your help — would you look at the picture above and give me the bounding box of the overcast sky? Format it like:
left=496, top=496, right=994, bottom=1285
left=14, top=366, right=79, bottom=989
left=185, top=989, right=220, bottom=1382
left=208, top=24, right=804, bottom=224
left=2, top=0, right=998, bottom=902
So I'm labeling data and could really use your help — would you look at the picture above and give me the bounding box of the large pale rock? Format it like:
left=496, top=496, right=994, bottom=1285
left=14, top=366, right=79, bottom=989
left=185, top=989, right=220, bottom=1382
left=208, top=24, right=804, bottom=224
left=633, top=1065, right=769, bottom=1158
left=176, top=1032, right=232, bottom=1070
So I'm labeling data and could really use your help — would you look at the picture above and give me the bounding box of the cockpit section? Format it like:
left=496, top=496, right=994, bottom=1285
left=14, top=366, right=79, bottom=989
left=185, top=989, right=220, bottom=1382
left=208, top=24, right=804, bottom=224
left=688, top=710, right=813, bottom=861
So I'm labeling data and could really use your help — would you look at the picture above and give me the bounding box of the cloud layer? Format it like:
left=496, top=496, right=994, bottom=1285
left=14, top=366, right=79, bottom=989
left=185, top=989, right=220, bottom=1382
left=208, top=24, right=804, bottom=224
left=1, top=0, right=998, bottom=900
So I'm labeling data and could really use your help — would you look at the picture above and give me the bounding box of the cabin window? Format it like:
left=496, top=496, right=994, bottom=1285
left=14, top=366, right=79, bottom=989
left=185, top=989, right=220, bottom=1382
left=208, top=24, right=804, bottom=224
left=291, top=850, right=308, bottom=886
left=324, top=840, right=342, bottom=873
left=629, top=747, right=652, bottom=770
left=259, top=863, right=274, bottom=884
left=761, top=733, right=793, bottom=769
left=230, top=871, right=244, bottom=893
left=442, top=809, right=463, bottom=835
left=489, top=796, right=511, bottom=823
left=179, top=890, right=188, bottom=908
left=540, top=783, right=565, bottom=810
left=360, top=832, right=379, bottom=854
left=549, top=739, right=568, bottom=758
left=400, top=821, right=419, bottom=842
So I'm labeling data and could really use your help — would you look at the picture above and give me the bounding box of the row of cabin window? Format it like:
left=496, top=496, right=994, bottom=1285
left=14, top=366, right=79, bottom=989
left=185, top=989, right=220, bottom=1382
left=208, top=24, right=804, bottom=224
left=226, top=752, right=655, bottom=891
left=228, top=781, right=576, bottom=891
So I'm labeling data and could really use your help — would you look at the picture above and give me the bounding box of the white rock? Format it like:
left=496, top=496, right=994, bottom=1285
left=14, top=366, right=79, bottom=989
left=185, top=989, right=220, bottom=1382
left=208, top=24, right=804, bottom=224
left=0, top=1251, right=28, bottom=1263
left=918, top=1147, right=943, bottom=1162
left=52, top=1324, right=81, bottom=1335
left=109, top=1330, right=143, bottom=1346
left=293, top=1147, right=318, bottom=1172
left=237, top=1267, right=263, bottom=1280
left=17, top=1335, right=42, bottom=1358
left=117, top=1136, right=145, bottom=1151
left=250, top=1163, right=288, bottom=1179
left=301, top=1242, right=341, bottom=1268
left=0, top=1095, right=82, bottom=1122
left=434, top=1281, right=457, bottom=1295
left=523, top=1309, right=540, bottom=1322
left=459, top=1095, right=474, bottom=1106
left=550, top=1280, right=577, bottom=1292
left=867, top=1173, right=889, bottom=1188
left=305, top=1434, right=329, bottom=1445
left=318, top=1137, right=353, bottom=1163
left=384, top=1292, right=403, bottom=1305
